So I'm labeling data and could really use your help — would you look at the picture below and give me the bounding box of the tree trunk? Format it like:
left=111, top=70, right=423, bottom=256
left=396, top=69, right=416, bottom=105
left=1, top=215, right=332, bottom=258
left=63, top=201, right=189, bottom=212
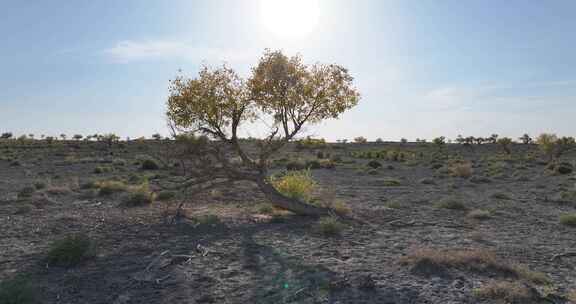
left=256, top=179, right=330, bottom=217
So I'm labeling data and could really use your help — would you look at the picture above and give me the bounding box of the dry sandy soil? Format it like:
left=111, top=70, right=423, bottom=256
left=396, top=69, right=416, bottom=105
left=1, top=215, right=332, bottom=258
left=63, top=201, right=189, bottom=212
left=1, top=140, right=576, bottom=303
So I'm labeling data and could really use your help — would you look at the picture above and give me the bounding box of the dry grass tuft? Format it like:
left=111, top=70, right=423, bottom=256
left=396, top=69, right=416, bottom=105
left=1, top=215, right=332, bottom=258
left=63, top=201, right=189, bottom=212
left=472, top=280, right=537, bottom=303
left=400, top=248, right=549, bottom=284
left=449, top=161, right=473, bottom=178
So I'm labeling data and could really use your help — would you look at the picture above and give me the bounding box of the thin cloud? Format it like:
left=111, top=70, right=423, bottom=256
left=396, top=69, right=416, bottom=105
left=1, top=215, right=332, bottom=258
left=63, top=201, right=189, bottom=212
left=103, top=40, right=257, bottom=64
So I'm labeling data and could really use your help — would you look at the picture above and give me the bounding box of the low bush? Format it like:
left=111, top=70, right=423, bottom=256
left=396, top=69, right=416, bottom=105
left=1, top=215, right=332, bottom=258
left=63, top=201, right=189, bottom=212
left=46, top=233, right=92, bottom=267
left=467, top=209, right=491, bottom=220
left=271, top=170, right=316, bottom=203
left=141, top=159, right=160, bottom=170
left=449, top=161, right=473, bottom=178
left=380, top=177, right=401, bottom=186
left=316, top=217, right=344, bottom=236
left=17, top=186, right=35, bottom=199
left=122, top=184, right=155, bottom=206
left=96, top=180, right=127, bottom=196
left=156, top=191, right=176, bottom=201
left=435, top=198, right=466, bottom=210
left=194, top=214, right=220, bottom=226
left=367, top=160, right=382, bottom=169
left=559, top=213, right=576, bottom=226
left=0, top=275, right=37, bottom=304
left=472, top=281, right=537, bottom=303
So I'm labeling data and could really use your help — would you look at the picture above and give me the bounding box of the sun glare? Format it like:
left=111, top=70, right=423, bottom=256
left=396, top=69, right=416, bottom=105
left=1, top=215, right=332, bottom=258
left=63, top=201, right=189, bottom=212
left=259, top=0, right=320, bottom=37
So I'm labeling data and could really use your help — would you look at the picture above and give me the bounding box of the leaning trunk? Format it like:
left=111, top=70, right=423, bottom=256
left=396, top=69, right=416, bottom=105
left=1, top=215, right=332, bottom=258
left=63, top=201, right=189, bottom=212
left=256, top=179, right=330, bottom=217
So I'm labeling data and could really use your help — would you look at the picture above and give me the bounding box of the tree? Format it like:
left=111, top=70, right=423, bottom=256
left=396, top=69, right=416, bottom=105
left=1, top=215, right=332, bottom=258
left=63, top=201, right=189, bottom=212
left=497, top=137, right=513, bottom=154
left=101, top=133, right=120, bottom=148
left=1, top=132, right=13, bottom=139
left=60, top=134, right=67, bottom=141
left=354, top=136, right=367, bottom=144
left=152, top=133, right=162, bottom=140
left=432, top=136, right=446, bottom=146
left=519, top=134, right=532, bottom=145
left=487, top=134, right=498, bottom=144
left=73, top=134, right=83, bottom=141
left=535, top=133, right=575, bottom=162
left=166, top=50, right=360, bottom=216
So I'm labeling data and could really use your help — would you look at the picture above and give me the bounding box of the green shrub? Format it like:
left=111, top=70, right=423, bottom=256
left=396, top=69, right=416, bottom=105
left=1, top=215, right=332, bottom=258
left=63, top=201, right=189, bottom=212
left=381, top=177, right=401, bottom=187
left=316, top=217, right=344, bottom=236
left=560, top=213, right=576, bottom=226
left=33, top=181, right=47, bottom=190
left=435, top=198, right=466, bottom=210
left=93, top=166, right=113, bottom=174
left=419, top=178, right=436, bottom=185
left=271, top=170, right=316, bottom=202
left=0, top=276, right=37, bottom=304
left=141, top=159, right=160, bottom=170
left=17, top=186, right=35, bottom=199
left=156, top=191, right=176, bottom=201
left=46, top=233, right=92, bottom=267
left=122, top=184, right=155, bottom=206
left=367, top=160, right=382, bottom=169
left=467, top=209, right=491, bottom=219
left=194, top=214, right=220, bottom=226
left=491, top=192, right=511, bottom=200
left=96, top=180, right=127, bottom=196
left=255, top=203, right=274, bottom=214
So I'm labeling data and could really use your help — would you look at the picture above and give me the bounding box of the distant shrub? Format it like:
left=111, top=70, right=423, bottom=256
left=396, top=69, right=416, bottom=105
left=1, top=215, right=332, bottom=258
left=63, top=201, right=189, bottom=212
left=17, top=186, right=35, bottom=199
left=472, top=281, right=536, bottom=303
left=141, top=159, right=160, bottom=170
left=93, top=166, right=113, bottom=174
left=380, top=177, right=401, bottom=186
left=305, top=160, right=322, bottom=169
left=286, top=160, right=307, bottom=171
left=449, top=161, right=473, bottom=178
left=519, top=134, right=532, bottom=145
left=497, top=137, right=513, bottom=154
left=491, top=192, right=511, bottom=200
left=560, top=213, right=576, bottom=226
left=319, top=159, right=336, bottom=169
left=330, top=200, right=351, bottom=215
left=467, top=209, right=491, bottom=220
left=255, top=203, right=274, bottom=214
left=0, top=276, right=37, bottom=304
left=435, top=198, right=466, bottom=210
left=122, top=184, right=155, bottom=206
left=46, top=233, right=92, bottom=267
left=271, top=170, right=316, bottom=203
left=316, top=217, right=344, bottom=236
left=96, top=180, right=127, bottom=196
left=156, top=191, right=176, bottom=201
left=353, top=136, right=367, bottom=144
left=33, top=181, right=47, bottom=190
left=367, top=160, right=382, bottom=169
left=432, top=136, right=446, bottom=146
left=194, top=214, right=220, bottom=226
left=295, top=136, right=326, bottom=150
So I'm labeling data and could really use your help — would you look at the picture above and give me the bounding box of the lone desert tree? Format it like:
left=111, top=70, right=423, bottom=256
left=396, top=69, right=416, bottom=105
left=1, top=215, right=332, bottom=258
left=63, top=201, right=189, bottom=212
left=166, top=50, right=360, bottom=216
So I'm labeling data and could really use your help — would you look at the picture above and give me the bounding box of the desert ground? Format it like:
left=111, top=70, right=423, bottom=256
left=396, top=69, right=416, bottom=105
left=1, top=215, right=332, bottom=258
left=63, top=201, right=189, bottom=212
left=1, top=139, right=576, bottom=303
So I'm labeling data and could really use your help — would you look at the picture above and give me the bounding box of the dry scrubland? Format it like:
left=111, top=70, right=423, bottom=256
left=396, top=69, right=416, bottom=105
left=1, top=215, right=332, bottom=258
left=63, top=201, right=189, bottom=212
left=1, top=138, right=576, bottom=304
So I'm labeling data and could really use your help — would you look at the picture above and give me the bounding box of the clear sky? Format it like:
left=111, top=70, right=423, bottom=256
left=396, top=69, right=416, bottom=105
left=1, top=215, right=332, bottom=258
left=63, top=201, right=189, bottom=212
left=1, top=0, right=575, bottom=141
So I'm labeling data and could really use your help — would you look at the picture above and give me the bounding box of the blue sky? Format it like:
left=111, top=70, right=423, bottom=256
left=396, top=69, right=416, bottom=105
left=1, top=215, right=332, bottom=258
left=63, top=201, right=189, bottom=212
left=1, top=0, right=575, bottom=141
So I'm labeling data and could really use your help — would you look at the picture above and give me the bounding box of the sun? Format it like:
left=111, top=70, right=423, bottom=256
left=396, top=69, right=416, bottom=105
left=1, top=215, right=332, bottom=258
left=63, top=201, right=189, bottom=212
left=259, top=0, right=320, bottom=37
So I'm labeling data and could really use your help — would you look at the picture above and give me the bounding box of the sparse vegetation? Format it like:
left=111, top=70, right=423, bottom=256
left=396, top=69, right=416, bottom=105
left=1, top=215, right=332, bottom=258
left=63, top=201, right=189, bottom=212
left=316, top=217, right=344, bottom=236
left=0, top=276, right=37, bottom=304
left=560, top=213, right=576, bottom=226
left=271, top=170, right=316, bottom=203
left=472, top=280, right=536, bottom=303
left=46, top=233, right=93, bottom=267
left=435, top=197, right=466, bottom=210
